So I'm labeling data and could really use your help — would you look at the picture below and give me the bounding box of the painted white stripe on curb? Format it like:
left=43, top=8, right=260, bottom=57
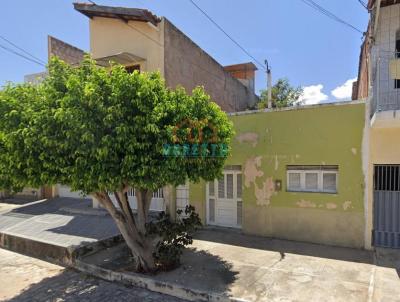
left=368, top=267, right=376, bottom=302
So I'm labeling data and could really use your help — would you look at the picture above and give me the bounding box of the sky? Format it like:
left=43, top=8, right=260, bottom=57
left=0, top=0, right=369, bottom=104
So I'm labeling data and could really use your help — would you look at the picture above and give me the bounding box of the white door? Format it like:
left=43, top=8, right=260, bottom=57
left=207, top=170, right=242, bottom=228
left=58, top=185, right=86, bottom=199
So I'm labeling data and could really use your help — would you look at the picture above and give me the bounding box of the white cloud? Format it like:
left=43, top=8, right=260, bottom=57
left=331, top=78, right=357, bottom=100
left=298, top=84, right=328, bottom=105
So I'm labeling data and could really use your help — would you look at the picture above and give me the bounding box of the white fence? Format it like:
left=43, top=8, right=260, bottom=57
left=108, top=188, right=165, bottom=212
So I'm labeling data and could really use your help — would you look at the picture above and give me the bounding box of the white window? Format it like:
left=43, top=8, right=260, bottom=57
left=287, top=166, right=338, bottom=193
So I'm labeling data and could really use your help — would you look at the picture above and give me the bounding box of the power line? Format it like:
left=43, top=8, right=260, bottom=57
left=0, top=35, right=47, bottom=65
left=299, top=0, right=365, bottom=35
left=86, top=0, right=237, bottom=83
left=188, top=0, right=266, bottom=71
left=0, top=43, right=45, bottom=67
left=357, top=0, right=368, bottom=10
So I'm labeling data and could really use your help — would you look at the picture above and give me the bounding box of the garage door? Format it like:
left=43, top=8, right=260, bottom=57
left=58, top=185, right=86, bottom=199
left=207, top=168, right=242, bottom=228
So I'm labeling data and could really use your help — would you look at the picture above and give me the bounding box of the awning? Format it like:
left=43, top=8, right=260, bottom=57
left=95, top=52, right=145, bottom=67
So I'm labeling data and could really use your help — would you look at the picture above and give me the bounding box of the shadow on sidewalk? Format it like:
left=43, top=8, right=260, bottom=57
left=155, top=247, right=238, bottom=293
left=195, top=228, right=376, bottom=265
left=5, top=269, right=186, bottom=302
left=81, top=242, right=239, bottom=295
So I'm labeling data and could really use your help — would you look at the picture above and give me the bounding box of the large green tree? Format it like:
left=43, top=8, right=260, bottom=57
left=258, top=78, right=303, bottom=109
left=0, top=57, right=234, bottom=272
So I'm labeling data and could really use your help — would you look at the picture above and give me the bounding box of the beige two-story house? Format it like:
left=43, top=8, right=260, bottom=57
left=353, top=0, right=400, bottom=249
left=45, top=3, right=259, bottom=210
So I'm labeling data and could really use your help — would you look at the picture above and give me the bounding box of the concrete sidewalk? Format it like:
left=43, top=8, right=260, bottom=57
left=1, top=199, right=399, bottom=301
left=80, top=229, right=400, bottom=302
left=187, top=230, right=400, bottom=301
left=0, top=198, right=121, bottom=264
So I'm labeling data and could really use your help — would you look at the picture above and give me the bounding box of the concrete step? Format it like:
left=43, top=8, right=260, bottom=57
left=0, top=230, right=123, bottom=266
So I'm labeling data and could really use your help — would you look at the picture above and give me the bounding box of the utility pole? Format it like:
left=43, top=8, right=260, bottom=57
left=265, top=59, right=272, bottom=109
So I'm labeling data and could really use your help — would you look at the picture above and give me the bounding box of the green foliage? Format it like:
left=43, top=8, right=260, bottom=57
left=0, top=83, right=46, bottom=192
left=0, top=56, right=234, bottom=194
left=147, top=205, right=202, bottom=270
left=258, top=78, right=303, bottom=109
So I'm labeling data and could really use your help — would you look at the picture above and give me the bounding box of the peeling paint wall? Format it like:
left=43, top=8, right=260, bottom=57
left=190, top=102, right=366, bottom=248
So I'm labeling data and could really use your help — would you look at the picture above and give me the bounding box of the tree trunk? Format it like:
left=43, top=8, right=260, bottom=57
left=93, top=190, right=157, bottom=273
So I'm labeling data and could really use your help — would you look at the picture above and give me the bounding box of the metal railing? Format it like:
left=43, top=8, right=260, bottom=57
left=371, top=50, right=400, bottom=115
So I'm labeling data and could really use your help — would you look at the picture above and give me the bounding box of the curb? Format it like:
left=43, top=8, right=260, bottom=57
left=0, top=230, right=123, bottom=267
left=73, top=259, right=246, bottom=302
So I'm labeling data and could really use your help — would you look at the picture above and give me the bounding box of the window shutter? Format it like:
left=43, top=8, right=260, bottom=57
left=305, top=173, right=318, bottom=190
left=323, top=173, right=337, bottom=192
left=288, top=172, right=301, bottom=190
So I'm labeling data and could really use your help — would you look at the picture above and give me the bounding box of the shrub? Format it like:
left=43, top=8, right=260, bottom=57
left=146, top=205, right=202, bottom=270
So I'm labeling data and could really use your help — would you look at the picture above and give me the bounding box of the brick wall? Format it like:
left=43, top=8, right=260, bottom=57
left=163, top=19, right=257, bottom=112
left=48, top=35, right=85, bottom=65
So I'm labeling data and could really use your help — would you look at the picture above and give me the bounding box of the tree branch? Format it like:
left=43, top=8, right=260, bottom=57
left=93, top=191, right=125, bottom=222
left=116, top=190, right=137, bottom=231
left=94, top=191, right=146, bottom=250
left=113, top=191, right=124, bottom=211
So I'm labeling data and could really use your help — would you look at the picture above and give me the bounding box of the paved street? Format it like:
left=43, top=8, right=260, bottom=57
left=0, top=248, right=185, bottom=302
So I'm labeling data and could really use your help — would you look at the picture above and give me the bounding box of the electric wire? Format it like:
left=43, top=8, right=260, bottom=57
left=0, top=35, right=46, bottom=65
left=299, top=0, right=365, bottom=35
left=188, top=0, right=266, bottom=71
left=0, top=42, right=45, bottom=67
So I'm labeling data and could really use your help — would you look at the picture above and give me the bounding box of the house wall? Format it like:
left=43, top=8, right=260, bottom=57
left=364, top=126, right=400, bottom=249
left=48, top=36, right=85, bottom=65
left=88, top=16, right=255, bottom=112
left=372, top=4, right=400, bottom=55
left=370, top=4, right=400, bottom=105
left=362, top=3, right=400, bottom=249
left=353, top=37, right=370, bottom=100
left=163, top=19, right=256, bottom=112
left=189, top=102, right=366, bottom=248
left=89, top=16, right=165, bottom=75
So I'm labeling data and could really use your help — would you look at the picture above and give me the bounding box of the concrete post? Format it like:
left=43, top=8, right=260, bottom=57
left=267, top=69, right=272, bottom=109
left=162, top=185, right=177, bottom=221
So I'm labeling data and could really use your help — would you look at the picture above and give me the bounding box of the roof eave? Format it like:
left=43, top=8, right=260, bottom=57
left=73, top=3, right=161, bottom=26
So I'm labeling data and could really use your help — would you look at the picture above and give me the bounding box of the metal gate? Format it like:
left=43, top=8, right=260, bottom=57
left=373, top=165, right=400, bottom=248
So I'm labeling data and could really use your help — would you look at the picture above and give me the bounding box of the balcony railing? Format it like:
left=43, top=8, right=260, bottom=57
left=371, top=51, right=400, bottom=115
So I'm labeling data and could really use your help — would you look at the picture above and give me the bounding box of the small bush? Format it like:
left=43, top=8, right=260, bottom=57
left=146, top=205, right=202, bottom=270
